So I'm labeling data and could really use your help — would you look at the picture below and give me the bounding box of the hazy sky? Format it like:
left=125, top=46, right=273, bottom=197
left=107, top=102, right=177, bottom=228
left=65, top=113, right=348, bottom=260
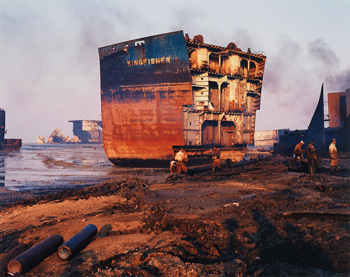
left=1, top=0, right=349, bottom=143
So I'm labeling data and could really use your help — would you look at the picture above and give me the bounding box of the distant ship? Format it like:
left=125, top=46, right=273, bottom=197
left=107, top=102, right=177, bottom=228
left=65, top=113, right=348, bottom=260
left=98, top=31, right=266, bottom=167
left=0, top=108, right=22, bottom=150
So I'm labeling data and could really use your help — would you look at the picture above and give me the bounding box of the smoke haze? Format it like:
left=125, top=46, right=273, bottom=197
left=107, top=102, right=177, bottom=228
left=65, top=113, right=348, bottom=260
left=256, top=36, right=350, bottom=131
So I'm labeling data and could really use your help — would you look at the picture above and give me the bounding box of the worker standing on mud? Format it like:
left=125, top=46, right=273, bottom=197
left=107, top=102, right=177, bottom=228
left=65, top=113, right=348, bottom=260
left=329, top=139, right=338, bottom=174
left=306, top=141, right=316, bottom=174
left=211, top=146, right=221, bottom=173
left=175, top=148, right=188, bottom=173
left=291, top=140, right=304, bottom=169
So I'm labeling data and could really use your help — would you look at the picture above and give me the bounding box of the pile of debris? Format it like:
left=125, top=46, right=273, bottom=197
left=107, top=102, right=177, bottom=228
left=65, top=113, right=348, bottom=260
left=37, top=129, right=82, bottom=144
left=47, top=128, right=70, bottom=143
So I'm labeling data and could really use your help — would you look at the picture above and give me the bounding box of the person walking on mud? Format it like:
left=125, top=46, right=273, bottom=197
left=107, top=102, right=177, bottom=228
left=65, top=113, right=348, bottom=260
left=291, top=140, right=304, bottom=169
left=174, top=148, right=188, bottom=173
left=329, top=139, right=338, bottom=174
left=211, top=146, right=221, bottom=173
left=306, top=141, right=317, bottom=174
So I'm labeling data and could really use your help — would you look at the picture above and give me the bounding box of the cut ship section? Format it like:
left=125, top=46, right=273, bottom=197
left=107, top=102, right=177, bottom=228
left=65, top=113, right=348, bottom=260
left=98, top=31, right=266, bottom=167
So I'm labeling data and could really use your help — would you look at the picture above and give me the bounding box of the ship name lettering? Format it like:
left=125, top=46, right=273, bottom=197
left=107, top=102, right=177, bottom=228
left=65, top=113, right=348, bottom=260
left=127, top=56, right=171, bottom=66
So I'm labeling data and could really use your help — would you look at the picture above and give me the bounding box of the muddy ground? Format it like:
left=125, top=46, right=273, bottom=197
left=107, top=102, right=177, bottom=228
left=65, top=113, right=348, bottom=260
left=0, top=155, right=349, bottom=276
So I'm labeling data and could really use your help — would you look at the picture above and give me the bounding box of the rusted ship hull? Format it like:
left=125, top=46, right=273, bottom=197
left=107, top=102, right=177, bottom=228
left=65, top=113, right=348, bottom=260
left=0, top=109, right=22, bottom=151
left=99, top=31, right=266, bottom=167
left=100, top=31, right=193, bottom=167
left=1, top=139, right=22, bottom=151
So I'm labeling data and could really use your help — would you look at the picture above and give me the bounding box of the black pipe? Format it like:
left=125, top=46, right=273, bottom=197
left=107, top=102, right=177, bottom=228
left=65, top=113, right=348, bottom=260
left=57, top=224, right=98, bottom=260
left=7, top=234, right=63, bottom=274
left=0, top=244, right=30, bottom=273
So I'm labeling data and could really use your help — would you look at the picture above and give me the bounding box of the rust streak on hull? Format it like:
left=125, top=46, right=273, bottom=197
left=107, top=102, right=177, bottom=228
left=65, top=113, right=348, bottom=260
left=102, top=82, right=192, bottom=162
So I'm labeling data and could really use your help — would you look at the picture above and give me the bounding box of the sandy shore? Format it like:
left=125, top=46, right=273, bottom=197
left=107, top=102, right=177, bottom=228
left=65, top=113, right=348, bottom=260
left=0, top=156, right=349, bottom=276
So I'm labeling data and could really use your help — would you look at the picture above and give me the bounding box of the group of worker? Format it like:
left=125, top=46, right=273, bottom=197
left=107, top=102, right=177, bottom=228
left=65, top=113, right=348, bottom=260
left=169, top=146, right=221, bottom=174
left=291, top=139, right=338, bottom=174
left=170, top=138, right=339, bottom=175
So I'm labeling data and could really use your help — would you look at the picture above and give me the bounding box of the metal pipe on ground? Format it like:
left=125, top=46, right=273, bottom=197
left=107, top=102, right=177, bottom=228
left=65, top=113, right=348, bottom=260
left=0, top=244, right=30, bottom=273
left=7, top=234, right=63, bottom=275
left=57, top=224, right=98, bottom=260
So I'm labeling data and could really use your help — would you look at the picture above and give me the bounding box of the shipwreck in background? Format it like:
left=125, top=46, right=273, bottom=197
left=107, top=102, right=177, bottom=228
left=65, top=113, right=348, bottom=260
left=69, top=120, right=103, bottom=143
left=47, top=128, right=71, bottom=144
left=37, top=120, right=103, bottom=144
left=0, top=108, right=22, bottom=151
left=99, top=31, right=266, bottom=167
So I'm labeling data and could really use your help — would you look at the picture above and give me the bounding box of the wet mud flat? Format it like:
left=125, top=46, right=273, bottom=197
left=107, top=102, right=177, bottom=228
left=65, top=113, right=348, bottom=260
left=0, top=143, right=169, bottom=209
left=0, top=155, right=349, bottom=276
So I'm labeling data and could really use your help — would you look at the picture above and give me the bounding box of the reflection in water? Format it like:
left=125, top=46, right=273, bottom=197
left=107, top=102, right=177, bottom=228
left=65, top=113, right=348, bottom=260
left=0, top=144, right=170, bottom=194
left=0, top=144, right=162, bottom=192
left=0, top=144, right=112, bottom=192
left=0, top=144, right=171, bottom=210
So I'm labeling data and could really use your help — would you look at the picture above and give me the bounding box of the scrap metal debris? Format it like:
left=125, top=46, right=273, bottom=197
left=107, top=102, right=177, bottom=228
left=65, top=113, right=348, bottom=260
left=48, top=128, right=70, bottom=144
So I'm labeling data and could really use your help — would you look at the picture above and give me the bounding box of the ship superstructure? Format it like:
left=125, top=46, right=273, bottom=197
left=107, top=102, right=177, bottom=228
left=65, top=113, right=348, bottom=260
left=99, top=31, right=266, bottom=167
